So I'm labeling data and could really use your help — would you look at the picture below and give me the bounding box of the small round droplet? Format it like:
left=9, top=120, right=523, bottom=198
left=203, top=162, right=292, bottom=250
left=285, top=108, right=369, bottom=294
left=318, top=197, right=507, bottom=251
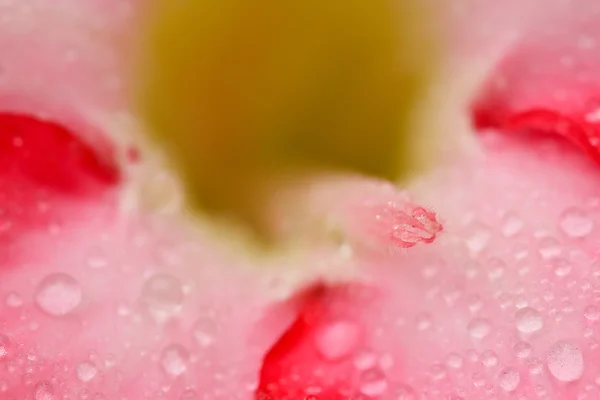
left=468, top=318, right=491, bottom=339
left=77, top=362, right=97, bottom=382
left=141, top=274, right=183, bottom=322
left=513, top=341, right=532, bottom=359
left=35, top=273, right=82, bottom=316
left=498, top=368, right=520, bottom=392
left=192, top=317, right=218, bottom=347
left=445, top=353, right=464, bottom=369
left=314, top=320, right=360, bottom=361
left=359, top=368, right=388, bottom=397
left=0, top=335, right=11, bottom=359
left=584, top=305, right=600, bottom=321
left=34, top=381, right=55, bottom=400
left=160, top=344, right=189, bottom=377
left=538, top=236, right=561, bottom=259
left=354, top=350, right=377, bottom=370
left=515, top=307, right=543, bottom=333
left=547, top=341, right=584, bottom=382
left=180, top=389, right=199, bottom=399
left=552, top=258, right=573, bottom=277
left=481, top=350, right=498, bottom=368
left=5, top=292, right=22, bottom=307
left=502, top=213, right=524, bottom=237
left=559, top=207, right=594, bottom=238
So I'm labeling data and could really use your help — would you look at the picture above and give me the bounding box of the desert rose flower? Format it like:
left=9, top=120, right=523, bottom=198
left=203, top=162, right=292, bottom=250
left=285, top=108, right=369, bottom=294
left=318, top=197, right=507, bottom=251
left=1, top=1, right=600, bottom=400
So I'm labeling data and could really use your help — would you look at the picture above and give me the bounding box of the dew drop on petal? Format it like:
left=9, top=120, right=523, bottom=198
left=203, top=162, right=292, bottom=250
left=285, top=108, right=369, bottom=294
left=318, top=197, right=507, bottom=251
left=0, top=335, right=10, bottom=359
left=513, top=341, right=532, bottom=359
left=481, top=350, right=498, bottom=368
left=515, top=307, right=543, bottom=333
left=559, top=207, right=594, bottom=238
left=502, top=213, right=524, bottom=237
left=35, top=273, right=82, bottom=316
left=584, top=305, right=600, bottom=321
left=5, top=292, right=22, bottom=308
left=547, top=341, right=584, bottom=382
left=314, top=320, right=360, bottom=361
left=192, top=317, right=217, bottom=348
left=160, top=344, right=189, bottom=377
left=180, top=389, right=199, bottom=399
left=468, top=318, right=491, bottom=339
left=445, top=353, right=464, bottom=369
left=141, top=274, right=183, bottom=322
left=538, top=236, right=561, bottom=259
left=77, top=362, right=97, bottom=382
left=498, top=368, right=520, bottom=392
left=359, top=368, right=388, bottom=397
left=34, top=381, right=55, bottom=400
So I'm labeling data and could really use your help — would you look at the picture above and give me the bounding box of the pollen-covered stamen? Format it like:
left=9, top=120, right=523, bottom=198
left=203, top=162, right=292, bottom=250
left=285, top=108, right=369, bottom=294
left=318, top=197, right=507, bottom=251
left=273, top=177, right=442, bottom=251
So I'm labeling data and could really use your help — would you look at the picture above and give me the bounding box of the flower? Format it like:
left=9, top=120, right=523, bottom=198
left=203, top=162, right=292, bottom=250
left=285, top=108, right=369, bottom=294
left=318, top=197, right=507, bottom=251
left=2, top=1, right=600, bottom=400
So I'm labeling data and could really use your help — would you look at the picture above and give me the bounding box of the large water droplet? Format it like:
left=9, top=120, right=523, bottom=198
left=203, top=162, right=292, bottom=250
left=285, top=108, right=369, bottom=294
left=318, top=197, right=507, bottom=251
left=35, top=273, right=82, bottom=316
left=77, top=362, right=97, bottom=382
left=160, top=344, right=189, bottom=377
left=314, top=320, right=360, bottom=361
left=547, top=341, right=584, bottom=382
left=498, top=368, right=520, bottom=392
left=141, top=274, right=183, bottom=322
left=515, top=307, right=543, bottom=333
left=559, top=207, right=594, bottom=238
left=468, top=318, right=491, bottom=339
left=34, top=381, right=55, bottom=400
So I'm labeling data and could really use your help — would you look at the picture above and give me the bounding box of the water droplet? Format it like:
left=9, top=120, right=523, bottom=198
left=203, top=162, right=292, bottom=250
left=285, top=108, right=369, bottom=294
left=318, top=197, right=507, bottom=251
left=86, top=247, right=107, bottom=269
left=354, top=350, right=377, bottom=370
left=180, top=389, right=199, bottom=399
left=5, top=292, right=22, bottom=307
left=538, top=236, right=561, bottom=259
left=585, top=305, right=600, bottom=321
left=0, top=335, right=11, bottom=359
left=445, top=353, right=464, bottom=369
left=502, top=213, right=524, bottom=237
left=314, top=320, right=360, bottom=361
left=34, top=381, right=55, bottom=400
left=466, top=224, right=491, bottom=253
left=552, top=258, right=573, bottom=277
left=141, top=274, right=183, bottom=322
left=547, top=341, right=584, bottom=382
left=160, top=344, right=189, bottom=377
left=35, top=273, right=82, bottom=316
left=192, top=317, right=218, bottom=347
left=498, top=368, right=520, bottom=392
left=513, top=341, right=532, bottom=359
left=559, top=207, right=594, bottom=238
left=515, top=307, right=543, bottom=333
left=416, top=313, right=432, bottom=331
left=359, top=368, right=388, bottom=396
left=77, top=362, right=97, bottom=382
left=481, top=350, right=498, bottom=368
left=468, top=318, right=491, bottom=339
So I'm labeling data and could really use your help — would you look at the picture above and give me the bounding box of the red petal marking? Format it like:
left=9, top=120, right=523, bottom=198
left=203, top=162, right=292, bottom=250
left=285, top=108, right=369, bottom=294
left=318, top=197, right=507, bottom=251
left=471, top=21, right=600, bottom=163
left=0, top=112, right=120, bottom=264
left=256, top=285, right=388, bottom=400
